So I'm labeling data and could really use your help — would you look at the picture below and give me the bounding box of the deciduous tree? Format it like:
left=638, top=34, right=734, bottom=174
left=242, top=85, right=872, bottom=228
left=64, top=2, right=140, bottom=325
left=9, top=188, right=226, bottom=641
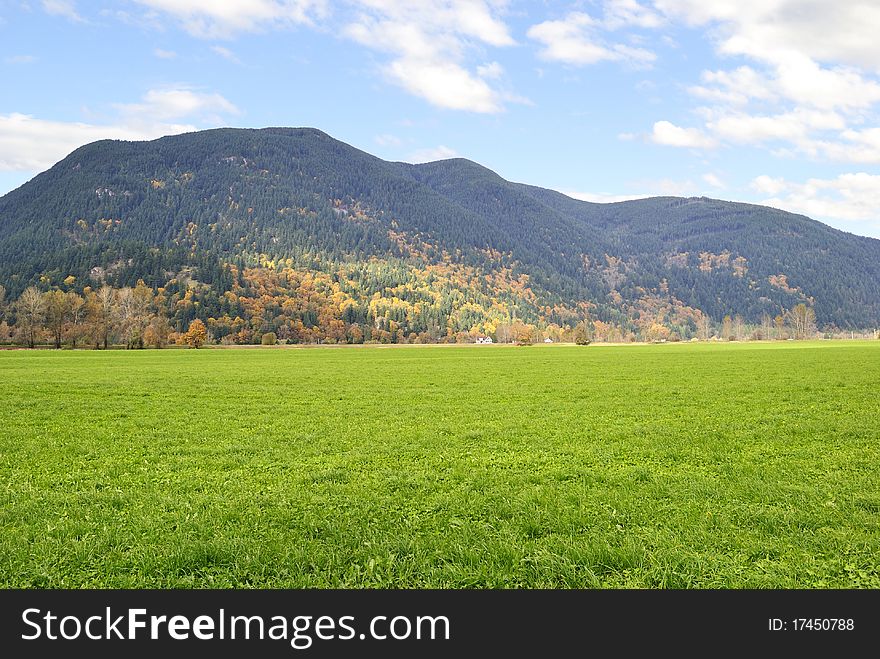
left=732, top=315, right=745, bottom=341
left=116, top=281, right=154, bottom=349
left=43, top=290, right=69, bottom=349
left=761, top=313, right=774, bottom=341
left=95, top=286, right=116, bottom=349
left=185, top=318, right=208, bottom=348
left=787, top=303, right=816, bottom=340
left=721, top=315, right=733, bottom=340
left=696, top=313, right=712, bottom=341
left=14, top=287, right=44, bottom=348
left=144, top=316, right=171, bottom=348
left=64, top=291, right=85, bottom=348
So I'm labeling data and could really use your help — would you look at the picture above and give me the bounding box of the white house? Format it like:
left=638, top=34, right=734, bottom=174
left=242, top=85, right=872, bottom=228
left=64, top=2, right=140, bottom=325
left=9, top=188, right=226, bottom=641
left=475, top=336, right=493, bottom=344
left=544, top=337, right=553, bottom=343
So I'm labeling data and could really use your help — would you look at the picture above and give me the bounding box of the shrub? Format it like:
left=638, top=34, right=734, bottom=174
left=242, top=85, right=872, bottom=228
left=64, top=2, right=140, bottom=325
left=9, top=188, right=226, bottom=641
left=261, top=332, right=277, bottom=346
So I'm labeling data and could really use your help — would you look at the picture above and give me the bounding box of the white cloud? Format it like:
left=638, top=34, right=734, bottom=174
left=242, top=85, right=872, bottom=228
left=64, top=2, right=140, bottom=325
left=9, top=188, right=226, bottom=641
left=707, top=109, right=845, bottom=145
left=751, top=174, right=786, bottom=196
left=655, top=0, right=880, bottom=71
left=528, top=14, right=609, bottom=65
left=0, top=114, right=189, bottom=172
left=342, top=2, right=515, bottom=113
left=651, top=120, right=716, bottom=148
left=702, top=172, right=724, bottom=188
left=528, top=12, right=656, bottom=66
left=124, top=2, right=520, bottom=113
left=770, top=53, right=880, bottom=112
left=211, top=45, right=242, bottom=63
left=688, top=66, right=772, bottom=106
left=753, top=172, right=880, bottom=229
left=42, top=0, right=83, bottom=22
left=477, top=61, right=504, bottom=80
left=0, top=88, right=238, bottom=172
left=132, top=0, right=326, bottom=38
left=407, top=145, right=459, bottom=163
left=604, top=0, right=664, bottom=30
left=692, top=52, right=880, bottom=114
left=645, top=0, right=880, bottom=169
left=114, top=88, right=239, bottom=124
left=813, top=127, right=880, bottom=164
left=388, top=60, right=501, bottom=113
left=153, top=48, right=177, bottom=59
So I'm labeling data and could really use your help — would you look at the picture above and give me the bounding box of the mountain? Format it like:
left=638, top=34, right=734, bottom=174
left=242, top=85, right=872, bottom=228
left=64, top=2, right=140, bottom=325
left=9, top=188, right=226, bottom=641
left=1, top=127, right=878, bottom=343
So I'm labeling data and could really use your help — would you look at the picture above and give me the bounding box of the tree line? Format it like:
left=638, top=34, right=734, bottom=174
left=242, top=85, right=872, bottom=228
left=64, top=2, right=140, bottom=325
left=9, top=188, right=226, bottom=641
left=2, top=280, right=867, bottom=349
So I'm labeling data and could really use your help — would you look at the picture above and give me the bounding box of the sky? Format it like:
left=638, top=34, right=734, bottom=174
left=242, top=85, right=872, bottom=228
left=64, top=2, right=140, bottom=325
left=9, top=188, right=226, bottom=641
left=2, top=1, right=880, bottom=238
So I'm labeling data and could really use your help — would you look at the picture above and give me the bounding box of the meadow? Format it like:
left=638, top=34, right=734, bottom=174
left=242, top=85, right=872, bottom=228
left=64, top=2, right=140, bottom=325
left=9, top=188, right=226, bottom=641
left=1, top=341, right=878, bottom=588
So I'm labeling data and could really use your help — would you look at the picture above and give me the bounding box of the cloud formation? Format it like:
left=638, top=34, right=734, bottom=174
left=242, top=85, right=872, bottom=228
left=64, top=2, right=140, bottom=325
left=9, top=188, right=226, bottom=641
left=132, top=0, right=325, bottom=38
left=0, top=88, right=238, bottom=172
left=343, top=1, right=516, bottom=113
left=527, top=5, right=658, bottom=66
left=41, top=0, right=83, bottom=22
left=753, top=172, right=880, bottom=227
left=651, top=120, right=716, bottom=148
left=651, top=0, right=880, bottom=165
left=132, top=1, right=517, bottom=113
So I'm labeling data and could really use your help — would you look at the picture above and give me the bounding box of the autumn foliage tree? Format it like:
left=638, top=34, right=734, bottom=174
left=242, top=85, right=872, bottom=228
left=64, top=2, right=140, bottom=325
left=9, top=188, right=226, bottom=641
left=116, top=281, right=154, bottom=349
left=144, top=316, right=171, bottom=348
left=43, top=290, right=69, bottom=349
left=185, top=318, right=208, bottom=348
left=646, top=322, right=671, bottom=342
left=84, top=285, right=116, bottom=349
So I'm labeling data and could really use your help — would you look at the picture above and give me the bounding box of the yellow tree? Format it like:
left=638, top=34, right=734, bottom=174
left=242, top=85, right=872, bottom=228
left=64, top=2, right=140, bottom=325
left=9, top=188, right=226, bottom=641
left=85, top=285, right=116, bottom=349
left=185, top=319, right=208, bottom=348
left=646, top=322, right=671, bottom=342
left=43, top=290, right=69, bottom=349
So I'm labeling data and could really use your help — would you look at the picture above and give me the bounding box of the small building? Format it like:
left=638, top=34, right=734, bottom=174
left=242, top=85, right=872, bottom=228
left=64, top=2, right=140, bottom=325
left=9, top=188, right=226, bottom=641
left=544, top=337, right=553, bottom=343
left=475, top=336, right=493, bottom=344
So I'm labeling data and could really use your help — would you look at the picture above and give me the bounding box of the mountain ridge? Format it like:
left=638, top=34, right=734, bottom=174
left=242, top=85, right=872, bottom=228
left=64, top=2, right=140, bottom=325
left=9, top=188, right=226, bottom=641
left=1, top=126, right=878, bottom=343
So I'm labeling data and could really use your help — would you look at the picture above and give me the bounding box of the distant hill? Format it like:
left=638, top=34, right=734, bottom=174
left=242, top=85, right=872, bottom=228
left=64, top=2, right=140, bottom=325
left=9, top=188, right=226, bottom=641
left=1, top=127, right=878, bottom=342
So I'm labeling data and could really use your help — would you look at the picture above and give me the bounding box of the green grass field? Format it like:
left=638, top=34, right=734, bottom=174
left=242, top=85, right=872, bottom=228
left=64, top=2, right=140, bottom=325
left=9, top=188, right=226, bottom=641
left=2, top=342, right=878, bottom=588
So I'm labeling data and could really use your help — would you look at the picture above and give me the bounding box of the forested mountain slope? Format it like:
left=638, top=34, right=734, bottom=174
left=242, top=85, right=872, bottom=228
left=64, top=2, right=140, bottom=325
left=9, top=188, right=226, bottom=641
left=1, top=127, right=877, bottom=343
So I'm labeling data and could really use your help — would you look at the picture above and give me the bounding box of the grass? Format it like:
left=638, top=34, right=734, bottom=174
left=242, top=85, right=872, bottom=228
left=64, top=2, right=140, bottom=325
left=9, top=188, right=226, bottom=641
left=1, top=341, right=879, bottom=588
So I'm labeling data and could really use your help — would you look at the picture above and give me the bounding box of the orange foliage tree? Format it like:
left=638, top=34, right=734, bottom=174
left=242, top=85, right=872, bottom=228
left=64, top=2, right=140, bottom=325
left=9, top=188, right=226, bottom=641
left=185, top=319, right=208, bottom=348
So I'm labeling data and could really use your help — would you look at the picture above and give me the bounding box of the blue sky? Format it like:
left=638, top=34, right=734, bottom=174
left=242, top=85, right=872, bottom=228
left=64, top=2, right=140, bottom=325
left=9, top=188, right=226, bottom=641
left=2, top=0, right=880, bottom=238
